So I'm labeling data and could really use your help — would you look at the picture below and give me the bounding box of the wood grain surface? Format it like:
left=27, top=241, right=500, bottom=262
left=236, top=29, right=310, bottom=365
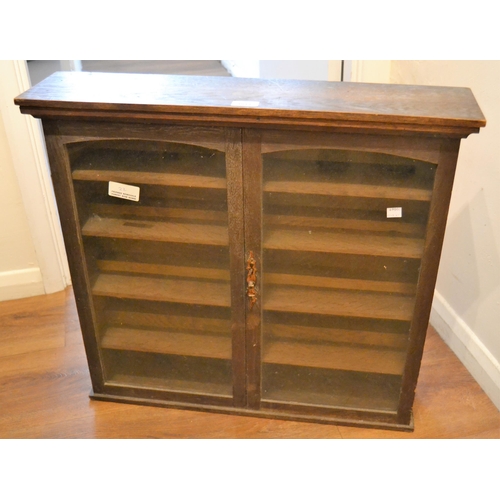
left=82, top=216, right=229, bottom=246
left=15, top=72, right=486, bottom=135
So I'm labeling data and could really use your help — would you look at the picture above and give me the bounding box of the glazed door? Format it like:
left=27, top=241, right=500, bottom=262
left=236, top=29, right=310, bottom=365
left=48, top=123, right=246, bottom=407
left=244, top=130, right=437, bottom=416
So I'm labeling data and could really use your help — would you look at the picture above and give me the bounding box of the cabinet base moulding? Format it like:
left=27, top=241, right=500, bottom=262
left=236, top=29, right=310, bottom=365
left=90, top=391, right=414, bottom=432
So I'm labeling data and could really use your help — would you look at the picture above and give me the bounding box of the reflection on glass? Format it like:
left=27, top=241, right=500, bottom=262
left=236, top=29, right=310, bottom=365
left=68, top=140, right=233, bottom=397
left=261, top=149, right=436, bottom=411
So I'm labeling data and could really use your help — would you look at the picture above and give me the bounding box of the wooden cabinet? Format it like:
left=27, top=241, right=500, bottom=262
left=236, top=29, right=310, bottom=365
left=15, top=72, right=486, bottom=430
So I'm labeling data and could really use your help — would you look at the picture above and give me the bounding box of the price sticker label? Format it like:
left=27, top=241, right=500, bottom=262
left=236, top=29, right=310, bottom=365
left=108, top=181, right=140, bottom=202
left=387, top=207, right=402, bottom=218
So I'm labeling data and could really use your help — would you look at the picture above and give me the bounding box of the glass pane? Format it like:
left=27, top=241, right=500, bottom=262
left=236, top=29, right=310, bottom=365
left=261, top=148, right=436, bottom=412
left=68, top=140, right=232, bottom=397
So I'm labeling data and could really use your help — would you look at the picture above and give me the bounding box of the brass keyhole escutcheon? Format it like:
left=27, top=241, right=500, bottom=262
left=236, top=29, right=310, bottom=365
left=246, top=251, right=257, bottom=308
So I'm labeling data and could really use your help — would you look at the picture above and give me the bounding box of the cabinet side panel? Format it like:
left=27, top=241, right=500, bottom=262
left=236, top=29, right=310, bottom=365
left=42, top=120, right=105, bottom=392
left=398, top=139, right=461, bottom=422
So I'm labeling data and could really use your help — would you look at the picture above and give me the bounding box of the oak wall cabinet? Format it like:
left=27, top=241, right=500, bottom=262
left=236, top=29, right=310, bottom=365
left=15, top=72, right=486, bottom=430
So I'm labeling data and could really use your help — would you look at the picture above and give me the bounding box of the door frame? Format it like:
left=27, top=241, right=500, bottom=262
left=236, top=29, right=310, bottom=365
left=1, top=60, right=70, bottom=294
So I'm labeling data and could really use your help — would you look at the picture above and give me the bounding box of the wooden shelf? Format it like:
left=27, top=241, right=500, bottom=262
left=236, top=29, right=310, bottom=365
left=264, top=228, right=424, bottom=259
left=107, top=373, right=233, bottom=398
left=92, top=268, right=413, bottom=321
left=101, top=327, right=231, bottom=359
left=93, top=273, right=231, bottom=308
left=261, top=365, right=401, bottom=412
left=265, top=213, right=425, bottom=237
left=98, top=260, right=413, bottom=296
left=106, top=310, right=231, bottom=335
left=97, top=260, right=230, bottom=282
left=264, top=179, right=432, bottom=202
left=73, top=169, right=227, bottom=190
left=91, top=203, right=228, bottom=224
left=82, top=216, right=229, bottom=246
left=266, top=323, right=408, bottom=350
left=264, top=286, right=415, bottom=321
left=263, top=339, right=406, bottom=375
left=265, top=272, right=416, bottom=295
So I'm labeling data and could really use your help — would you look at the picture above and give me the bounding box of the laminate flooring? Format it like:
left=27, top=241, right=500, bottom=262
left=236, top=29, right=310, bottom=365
left=0, top=287, right=498, bottom=439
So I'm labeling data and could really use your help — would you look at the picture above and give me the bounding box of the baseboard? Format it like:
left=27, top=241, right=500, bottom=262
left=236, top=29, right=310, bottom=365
left=430, top=290, right=500, bottom=411
left=0, top=267, right=45, bottom=302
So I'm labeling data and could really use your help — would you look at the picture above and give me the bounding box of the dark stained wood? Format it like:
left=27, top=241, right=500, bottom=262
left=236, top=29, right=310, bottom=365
left=15, top=72, right=486, bottom=136
left=56, top=120, right=229, bottom=153
left=260, top=129, right=444, bottom=164
left=242, top=129, right=263, bottom=409
left=224, top=128, right=247, bottom=407
left=14, top=74, right=487, bottom=431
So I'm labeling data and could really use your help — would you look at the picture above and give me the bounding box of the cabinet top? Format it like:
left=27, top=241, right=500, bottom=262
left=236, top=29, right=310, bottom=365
left=15, top=71, right=486, bottom=137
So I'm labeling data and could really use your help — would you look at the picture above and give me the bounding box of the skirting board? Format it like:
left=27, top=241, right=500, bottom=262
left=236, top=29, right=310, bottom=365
left=0, top=267, right=44, bottom=302
left=430, top=290, right=500, bottom=411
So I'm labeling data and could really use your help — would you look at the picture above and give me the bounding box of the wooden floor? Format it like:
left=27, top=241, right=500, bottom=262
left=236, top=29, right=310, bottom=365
left=0, top=287, right=498, bottom=439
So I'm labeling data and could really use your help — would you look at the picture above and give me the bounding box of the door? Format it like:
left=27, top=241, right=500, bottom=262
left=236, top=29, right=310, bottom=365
left=243, top=129, right=437, bottom=417
left=46, top=122, right=247, bottom=407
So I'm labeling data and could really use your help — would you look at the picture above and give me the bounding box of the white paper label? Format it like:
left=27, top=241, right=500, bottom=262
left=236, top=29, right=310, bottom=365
left=387, top=207, right=402, bottom=218
left=231, top=100, right=260, bottom=107
left=108, top=181, right=140, bottom=202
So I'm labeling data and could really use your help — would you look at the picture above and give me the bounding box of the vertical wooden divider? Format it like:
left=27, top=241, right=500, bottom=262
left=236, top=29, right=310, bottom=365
left=242, top=129, right=263, bottom=408
left=225, top=128, right=247, bottom=407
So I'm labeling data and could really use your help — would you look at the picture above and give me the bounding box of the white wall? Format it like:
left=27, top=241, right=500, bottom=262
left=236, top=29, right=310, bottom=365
left=259, top=60, right=330, bottom=80
left=0, top=60, right=69, bottom=302
left=221, top=60, right=260, bottom=78
left=0, top=97, right=43, bottom=300
left=221, top=60, right=342, bottom=81
left=353, top=60, right=500, bottom=409
left=343, top=60, right=391, bottom=83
